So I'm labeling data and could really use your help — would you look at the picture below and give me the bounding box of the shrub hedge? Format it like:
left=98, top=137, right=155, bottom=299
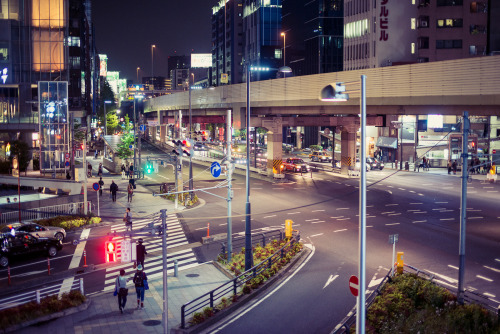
left=34, top=215, right=101, bottom=230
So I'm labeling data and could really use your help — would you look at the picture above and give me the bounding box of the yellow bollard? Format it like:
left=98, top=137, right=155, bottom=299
left=285, top=220, right=293, bottom=239
left=396, top=252, right=404, bottom=274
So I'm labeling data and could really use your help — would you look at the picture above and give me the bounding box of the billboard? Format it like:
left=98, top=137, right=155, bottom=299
left=99, top=54, right=108, bottom=77
left=191, top=53, right=212, bottom=68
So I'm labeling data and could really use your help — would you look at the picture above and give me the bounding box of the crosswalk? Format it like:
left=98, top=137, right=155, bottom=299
left=102, top=214, right=199, bottom=292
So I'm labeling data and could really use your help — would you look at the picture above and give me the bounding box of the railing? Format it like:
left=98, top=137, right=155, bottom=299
left=333, top=263, right=500, bottom=333
left=0, top=278, right=84, bottom=311
left=0, top=201, right=91, bottom=224
left=181, top=233, right=300, bottom=329
left=219, top=229, right=284, bottom=257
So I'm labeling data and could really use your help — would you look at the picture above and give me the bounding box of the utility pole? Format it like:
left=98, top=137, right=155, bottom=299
left=189, top=73, right=193, bottom=199
left=161, top=209, right=168, bottom=334
left=226, top=109, right=233, bottom=262
left=458, top=111, right=470, bottom=304
left=83, top=139, right=88, bottom=215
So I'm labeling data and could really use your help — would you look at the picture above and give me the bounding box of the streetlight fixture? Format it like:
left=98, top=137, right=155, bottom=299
left=244, top=65, right=293, bottom=271
left=320, top=76, right=367, bottom=334
left=280, top=32, right=286, bottom=68
left=151, top=45, right=156, bottom=79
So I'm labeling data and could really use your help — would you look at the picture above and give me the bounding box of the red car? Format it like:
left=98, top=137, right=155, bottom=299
left=282, top=158, right=311, bottom=173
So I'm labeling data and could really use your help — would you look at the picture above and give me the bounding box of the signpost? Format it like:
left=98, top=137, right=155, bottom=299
left=121, top=239, right=132, bottom=263
left=349, top=275, right=359, bottom=297
left=389, top=234, right=399, bottom=276
left=210, top=162, right=221, bottom=178
left=92, top=182, right=100, bottom=216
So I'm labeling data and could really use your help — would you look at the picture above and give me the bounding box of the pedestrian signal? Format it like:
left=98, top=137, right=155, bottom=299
left=105, top=240, right=117, bottom=262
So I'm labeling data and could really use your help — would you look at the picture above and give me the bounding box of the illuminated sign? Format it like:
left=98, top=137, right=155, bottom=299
left=379, top=0, right=389, bottom=41
left=191, top=53, right=212, bottom=68
left=427, top=115, right=443, bottom=129
left=1, top=68, right=7, bottom=84
left=99, top=54, right=108, bottom=77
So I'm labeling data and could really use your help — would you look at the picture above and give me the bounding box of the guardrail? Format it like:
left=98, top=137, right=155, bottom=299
left=0, top=278, right=84, bottom=311
left=0, top=201, right=91, bottom=224
left=219, top=229, right=284, bottom=257
left=180, top=233, right=300, bottom=329
left=333, top=264, right=500, bottom=333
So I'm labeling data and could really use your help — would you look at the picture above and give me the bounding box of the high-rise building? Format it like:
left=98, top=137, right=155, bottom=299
left=243, top=0, right=282, bottom=81
left=0, top=0, right=96, bottom=168
left=211, top=0, right=244, bottom=86
left=167, top=55, right=189, bottom=79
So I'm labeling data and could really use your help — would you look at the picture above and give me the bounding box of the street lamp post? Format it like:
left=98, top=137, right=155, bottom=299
left=188, top=72, right=194, bottom=200
left=104, top=100, right=112, bottom=157
left=280, top=32, right=286, bottom=68
left=136, top=67, right=140, bottom=83
left=320, top=76, right=367, bottom=334
left=151, top=45, right=156, bottom=79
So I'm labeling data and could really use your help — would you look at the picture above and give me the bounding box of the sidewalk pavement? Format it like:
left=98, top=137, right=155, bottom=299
left=18, top=263, right=229, bottom=334
left=14, top=157, right=231, bottom=333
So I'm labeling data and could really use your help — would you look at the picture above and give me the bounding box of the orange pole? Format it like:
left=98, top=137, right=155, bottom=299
left=207, top=223, right=210, bottom=238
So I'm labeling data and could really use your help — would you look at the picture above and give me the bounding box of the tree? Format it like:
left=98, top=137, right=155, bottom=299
left=10, top=140, right=31, bottom=174
left=115, top=115, right=134, bottom=160
left=106, top=111, right=119, bottom=134
left=98, top=79, right=115, bottom=125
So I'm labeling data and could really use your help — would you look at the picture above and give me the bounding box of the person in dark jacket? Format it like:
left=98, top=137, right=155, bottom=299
left=133, top=265, right=148, bottom=309
left=110, top=180, right=119, bottom=202
left=136, top=238, right=147, bottom=268
left=98, top=177, right=104, bottom=197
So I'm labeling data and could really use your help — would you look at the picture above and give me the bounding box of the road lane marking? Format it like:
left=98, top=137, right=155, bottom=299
left=413, top=211, right=427, bottom=214
left=440, top=218, right=455, bottom=221
left=387, top=185, right=393, bottom=188
left=337, top=218, right=350, bottom=221
left=484, top=292, right=496, bottom=298
left=387, top=190, right=393, bottom=194
left=287, top=212, right=301, bottom=215
left=398, top=188, right=406, bottom=191
left=448, top=265, right=459, bottom=270
left=409, top=190, right=415, bottom=193
left=410, top=202, right=423, bottom=205
left=337, top=208, right=349, bottom=210
left=367, top=205, right=374, bottom=208
left=432, top=208, right=447, bottom=211
left=312, top=210, right=325, bottom=212
left=468, top=217, right=483, bottom=219
left=305, top=219, right=319, bottom=222
left=263, top=215, right=277, bottom=218
left=311, top=221, right=324, bottom=224
left=219, top=223, right=227, bottom=226
left=334, top=229, right=347, bottom=232
left=388, top=213, right=401, bottom=216
left=385, top=223, right=400, bottom=226
left=412, top=220, right=427, bottom=223
left=323, top=274, right=339, bottom=289
left=435, top=201, right=448, bottom=204
left=476, top=275, right=493, bottom=282
left=330, top=216, right=344, bottom=219
left=484, top=266, right=500, bottom=273
left=381, top=211, right=395, bottom=214
left=385, top=204, right=399, bottom=206
left=418, top=193, right=424, bottom=196
left=367, top=215, right=377, bottom=218
left=407, top=209, right=421, bottom=212
left=496, top=259, right=500, bottom=263
left=211, top=244, right=315, bottom=333
left=69, top=228, right=90, bottom=269
left=310, top=233, right=324, bottom=238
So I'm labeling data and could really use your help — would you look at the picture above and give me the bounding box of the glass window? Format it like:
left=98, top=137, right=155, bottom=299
left=437, top=0, right=463, bottom=6
left=0, top=47, right=8, bottom=61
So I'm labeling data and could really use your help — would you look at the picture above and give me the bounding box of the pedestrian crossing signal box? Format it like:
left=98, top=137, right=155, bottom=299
left=396, top=252, right=404, bottom=274
left=285, top=220, right=293, bottom=239
left=105, top=240, right=117, bottom=262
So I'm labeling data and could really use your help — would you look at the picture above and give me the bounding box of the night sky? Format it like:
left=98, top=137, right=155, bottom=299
left=92, top=0, right=213, bottom=82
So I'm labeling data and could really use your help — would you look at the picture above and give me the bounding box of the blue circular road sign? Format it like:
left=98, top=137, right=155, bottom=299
left=210, top=162, right=222, bottom=178
left=129, top=144, right=133, bottom=149
left=65, top=161, right=70, bottom=167
left=92, top=182, right=100, bottom=191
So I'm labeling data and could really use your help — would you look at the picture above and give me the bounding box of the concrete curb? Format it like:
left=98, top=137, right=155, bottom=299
left=171, top=245, right=311, bottom=333
left=1, top=298, right=91, bottom=333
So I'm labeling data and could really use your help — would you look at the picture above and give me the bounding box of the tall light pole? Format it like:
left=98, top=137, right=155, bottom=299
left=136, top=67, right=140, bottom=83
left=104, top=100, right=112, bottom=158
left=280, top=32, right=286, bottom=68
left=320, top=76, right=367, bottom=334
left=188, top=72, right=194, bottom=199
left=151, top=45, right=156, bottom=79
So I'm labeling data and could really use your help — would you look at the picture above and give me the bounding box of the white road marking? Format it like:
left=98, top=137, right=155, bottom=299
left=387, top=190, right=393, bottom=194
left=385, top=223, right=400, bottom=226
left=263, top=215, right=277, bottom=218
left=312, top=210, right=325, bottom=212
left=367, top=215, right=377, bottom=218
left=432, top=208, right=447, bottom=211
left=398, top=188, right=406, bottom=191
left=476, top=275, right=493, bottom=282
left=466, top=209, right=481, bottom=211
left=426, top=270, right=458, bottom=284
left=330, top=216, right=344, bottom=219
left=468, top=217, right=483, bottom=219
left=210, top=244, right=315, bottom=333
left=484, top=266, right=500, bottom=273
left=337, top=218, right=350, bottom=221
left=484, top=292, right=496, bottom=298
left=287, top=212, right=301, bottom=215
left=407, top=209, right=421, bottom=212
left=68, top=228, right=90, bottom=269
left=448, top=265, right=459, bottom=270
left=337, top=208, right=349, bottom=210
left=418, top=193, right=424, bottom=196
left=440, top=218, right=455, bottom=221
left=435, top=201, right=448, bottom=204
left=410, top=203, right=423, bottom=205
left=334, top=229, right=347, bottom=232
left=387, top=185, right=393, bottom=188
left=385, top=204, right=399, bottom=206
left=305, top=219, right=319, bottom=222
left=409, top=190, right=415, bottom=193
left=381, top=211, right=395, bottom=214
left=219, top=223, right=227, bottom=226
left=496, top=259, right=500, bottom=263
left=412, top=220, right=427, bottom=223
left=323, top=274, right=339, bottom=289
left=413, top=211, right=427, bottom=214
left=310, top=233, right=324, bottom=238
left=388, top=213, right=401, bottom=216
left=311, top=221, right=325, bottom=224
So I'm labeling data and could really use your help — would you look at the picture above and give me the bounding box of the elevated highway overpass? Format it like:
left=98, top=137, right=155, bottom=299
left=143, top=56, right=500, bottom=175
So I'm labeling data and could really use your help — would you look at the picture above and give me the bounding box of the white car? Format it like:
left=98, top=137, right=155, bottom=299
left=0, top=223, right=66, bottom=241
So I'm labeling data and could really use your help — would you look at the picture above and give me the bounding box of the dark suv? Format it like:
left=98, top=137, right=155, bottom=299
left=0, top=232, right=63, bottom=267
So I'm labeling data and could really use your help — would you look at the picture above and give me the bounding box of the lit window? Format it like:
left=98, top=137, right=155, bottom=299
left=411, top=43, right=416, bottom=54
left=437, top=20, right=444, bottom=27
left=411, top=18, right=416, bottom=30
left=275, top=49, right=282, bottom=59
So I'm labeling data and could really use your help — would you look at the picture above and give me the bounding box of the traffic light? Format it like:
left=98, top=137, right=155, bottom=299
left=202, top=131, right=207, bottom=142
left=172, top=139, right=191, bottom=157
left=145, top=161, right=153, bottom=174
left=105, top=240, right=117, bottom=262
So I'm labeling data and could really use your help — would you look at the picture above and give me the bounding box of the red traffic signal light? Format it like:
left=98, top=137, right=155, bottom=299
left=105, top=240, right=117, bottom=262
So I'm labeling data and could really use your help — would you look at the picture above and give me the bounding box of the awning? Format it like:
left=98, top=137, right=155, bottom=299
left=376, top=136, right=398, bottom=149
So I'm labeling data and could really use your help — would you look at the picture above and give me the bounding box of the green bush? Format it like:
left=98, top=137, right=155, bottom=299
left=0, top=291, right=86, bottom=330
left=34, top=215, right=101, bottom=230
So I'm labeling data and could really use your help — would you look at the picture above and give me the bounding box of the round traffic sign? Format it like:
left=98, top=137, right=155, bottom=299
left=349, top=275, right=359, bottom=297
left=210, top=162, right=221, bottom=178
left=129, top=145, right=133, bottom=149
left=92, top=182, right=100, bottom=191
left=65, top=161, right=70, bottom=167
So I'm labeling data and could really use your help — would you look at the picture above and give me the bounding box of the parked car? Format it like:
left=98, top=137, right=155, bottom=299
left=367, top=157, right=384, bottom=170
left=309, top=151, right=333, bottom=163
left=194, top=142, right=207, bottom=151
left=0, top=223, right=66, bottom=241
left=282, top=158, right=311, bottom=173
left=0, top=232, right=63, bottom=267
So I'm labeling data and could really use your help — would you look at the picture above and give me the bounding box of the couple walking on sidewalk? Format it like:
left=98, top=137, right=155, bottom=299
left=115, top=265, right=149, bottom=313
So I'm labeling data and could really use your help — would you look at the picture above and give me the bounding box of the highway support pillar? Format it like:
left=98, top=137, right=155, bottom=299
left=265, top=118, right=283, bottom=177
left=340, top=125, right=357, bottom=175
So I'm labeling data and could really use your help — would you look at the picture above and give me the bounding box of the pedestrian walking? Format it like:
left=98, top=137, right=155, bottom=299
left=97, top=163, right=103, bottom=176
left=129, top=163, right=134, bottom=179
left=121, top=164, right=126, bottom=180
left=127, top=182, right=134, bottom=202
left=133, top=265, right=148, bottom=310
left=98, top=177, right=104, bottom=197
left=110, top=180, right=119, bottom=202
left=87, top=162, right=92, bottom=177
left=94, top=149, right=98, bottom=159
left=452, top=160, right=457, bottom=175
left=124, top=207, right=132, bottom=231
left=115, top=269, right=128, bottom=314
left=136, top=238, right=147, bottom=269
left=447, top=160, right=452, bottom=174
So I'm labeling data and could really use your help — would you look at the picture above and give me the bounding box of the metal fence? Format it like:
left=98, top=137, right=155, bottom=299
left=0, top=201, right=91, bottom=224
left=0, top=278, right=84, bottom=311
left=181, top=233, right=300, bottom=329
left=219, top=229, right=284, bottom=257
